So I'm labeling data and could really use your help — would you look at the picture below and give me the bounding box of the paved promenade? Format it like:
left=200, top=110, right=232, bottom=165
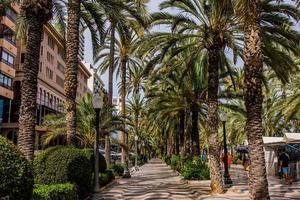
left=93, top=159, right=199, bottom=200
left=93, top=159, right=300, bottom=200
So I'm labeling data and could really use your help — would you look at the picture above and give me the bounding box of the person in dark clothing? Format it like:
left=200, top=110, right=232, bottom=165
left=279, top=149, right=291, bottom=185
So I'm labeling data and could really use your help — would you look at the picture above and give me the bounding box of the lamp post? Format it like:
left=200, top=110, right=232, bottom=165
left=135, top=135, right=138, bottom=169
left=93, top=93, right=103, bottom=192
left=220, top=112, right=232, bottom=185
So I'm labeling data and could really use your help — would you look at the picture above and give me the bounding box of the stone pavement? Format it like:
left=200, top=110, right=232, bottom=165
left=93, top=159, right=199, bottom=200
left=197, top=165, right=300, bottom=200
left=93, top=160, right=300, bottom=200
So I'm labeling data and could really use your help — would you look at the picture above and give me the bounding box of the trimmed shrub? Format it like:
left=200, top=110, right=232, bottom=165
left=0, top=136, right=34, bottom=200
left=170, top=155, right=181, bottom=171
left=130, top=155, right=147, bottom=166
left=99, top=170, right=115, bottom=187
left=164, top=155, right=171, bottom=165
left=32, top=183, right=78, bottom=200
left=181, top=160, right=210, bottom=180
left=109, top=164, right=124, bottom=176
left=33, top=146, right=92, bottom=198
left=82, top=148, right=107, bottom=173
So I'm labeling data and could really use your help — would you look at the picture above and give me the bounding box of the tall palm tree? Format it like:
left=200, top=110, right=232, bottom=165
left=95, top=0, right=149, bottom=164
left=234, top=0, right=300, bottom=198
left=16, top=0, right=107, bottom=160
left=17, top=1, right=53, bottom=161
left=64, top=0, right=81, bottom=145
left=139, top=0, right=241, bottom=193
left=64, top=0, right=118, bottom=145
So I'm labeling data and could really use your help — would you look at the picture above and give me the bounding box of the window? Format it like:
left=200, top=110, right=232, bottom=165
left=40, top=46, right=43, bottom=56
left=0, top=72, right=12, bottom=89
left=6, top=7, right=17, bottom=22
left=56, top=75, right=64, bottom=88
left=57, top=62, right=64, bottom=73
left=46, top=67, right=53, bottom=80
left=39, top=62, right=43, bottom=72
left=0, top=25, right=16, bottom=45
left=46, top=52, right=54, bottom=64
left=1, top=48, right=15, bottom=66
left=57, top=49, right=65, bottom=60
left=47, top=36, right=55, bottom=50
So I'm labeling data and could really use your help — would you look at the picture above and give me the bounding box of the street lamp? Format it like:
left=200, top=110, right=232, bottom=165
left=92, top=93, right=104, bottom=192
left=135, top=135, right=138, bottom=169
left=220, top=112, right=233, bottom=185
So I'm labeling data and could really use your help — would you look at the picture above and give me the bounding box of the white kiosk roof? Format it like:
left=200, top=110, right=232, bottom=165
left=284, top=133, right=300, bottom=143
left=262, top=133, right=300, bottom=146
left=263, top=137, right=284, bottom=145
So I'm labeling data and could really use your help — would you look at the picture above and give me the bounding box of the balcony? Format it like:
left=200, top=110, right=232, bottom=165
left=0, top=38, right=17, bottom=55
left=0, top=16, right=16, bottom=32
left=0, top=61, right=15, bottom=78
left=0, top=85, right=13, bottom=99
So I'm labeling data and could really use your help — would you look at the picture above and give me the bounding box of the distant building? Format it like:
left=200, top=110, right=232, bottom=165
left=86, top=62, right=105, bottom=94
left=112, top=96, right=122, bottom=114
left=0, top=3, right=91, bottom=146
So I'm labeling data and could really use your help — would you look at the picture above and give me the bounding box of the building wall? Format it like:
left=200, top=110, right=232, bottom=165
left=0, top=4, right=19, bottom=100
left=0, top=4, right=91, bottom=143
left=86, top=62, right=105, bottom=94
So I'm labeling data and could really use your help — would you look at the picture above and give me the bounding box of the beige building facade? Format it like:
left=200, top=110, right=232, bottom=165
left=0, top=4, right=91, bottom=145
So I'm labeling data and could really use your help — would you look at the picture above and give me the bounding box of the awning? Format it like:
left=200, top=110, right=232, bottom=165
left=284, top=133, right=300, bottom=144
left=263, top=137, right=284, bottom=146
left=262, top=133, right=300, bottom=146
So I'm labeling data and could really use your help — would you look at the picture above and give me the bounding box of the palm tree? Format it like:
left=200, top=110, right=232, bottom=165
left=17, top=1, right=53, bottom=161
left=234, top=0, right=300, bottom=198
left=95, top=0, right=149, bottom=164
left=139, top=0, right=241, bottom=193
left=42, top=93, right=123, bottom=148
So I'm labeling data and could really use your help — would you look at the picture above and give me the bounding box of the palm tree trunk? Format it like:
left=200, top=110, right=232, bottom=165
left=105, top=23, right=116, bottom=165
left=207, top=46, right=224, bottom=194
left=191, top=106, right=200, bottom=156
left=175, top=130, right=180, bottom=155
left=18, top=2, right=51, bottom=162
left=244, top=2, right=270, bottom=199
left=65, top=0, right=81, bottom=145
left=120, top=57, right=127, bottom=164
left=179, top=111, right=185, bottom=156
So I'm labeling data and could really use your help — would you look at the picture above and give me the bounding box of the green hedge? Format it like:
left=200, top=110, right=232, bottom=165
left=82, top=148, right=107, bottom=173
left=170, top=155, right=181, bottom=171
left=0, top=136, right=34, bottom=200
left=164, top=155, right=171, bottom=165
left=108, top=164, right=124, bottom=176
left=32, top=183, right=78, bottom=200
left=130, top=155, right=147, bottom=166
left=181, top=159, right=210, bottom=180
left=99, top=170, right=115, bottom=187
left=33, top=146, right=92, bottom=198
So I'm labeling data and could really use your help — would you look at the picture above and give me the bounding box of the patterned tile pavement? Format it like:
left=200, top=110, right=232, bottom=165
left=93, top=159, right=300, bottom=200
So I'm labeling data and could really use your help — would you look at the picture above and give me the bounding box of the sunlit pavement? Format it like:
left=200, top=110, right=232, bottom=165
left=93, top=159, right=199, bottom=200
left=197, top=165, right=300, bottom=200
left=93, top=160, right=300, bottom=200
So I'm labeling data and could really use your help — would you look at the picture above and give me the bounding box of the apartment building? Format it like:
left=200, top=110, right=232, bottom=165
left=0, top=4, right=91, bottom=144
left=0, top=4, right=19, bottom=126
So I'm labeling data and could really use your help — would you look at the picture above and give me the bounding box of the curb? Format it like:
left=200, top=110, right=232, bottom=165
left=100, top=179, right=118, bottom=192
